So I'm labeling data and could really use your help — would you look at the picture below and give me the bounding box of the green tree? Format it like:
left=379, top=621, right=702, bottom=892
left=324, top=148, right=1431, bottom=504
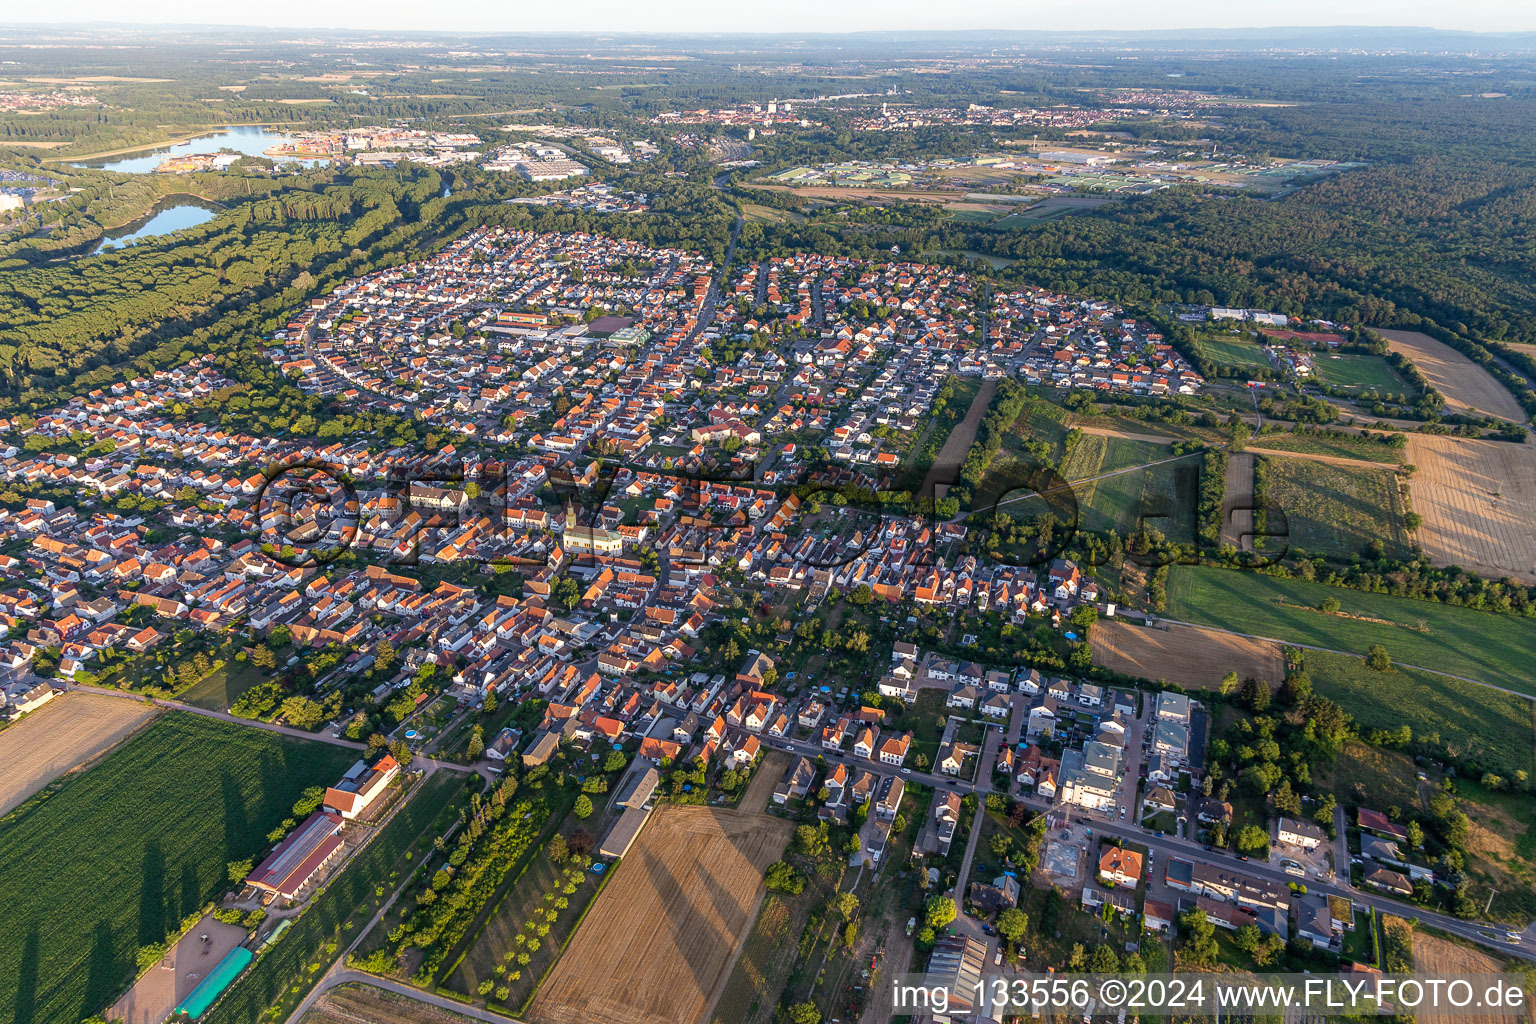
left=996, top=907, right=1029, bottom=944
left=574, top=795, right=594, bottom=819
left=1366, top=644, right=1392, bottom=672
left=925, top=895, right=957, bottom=930
left=788, top=1002, right=821, bottom=1024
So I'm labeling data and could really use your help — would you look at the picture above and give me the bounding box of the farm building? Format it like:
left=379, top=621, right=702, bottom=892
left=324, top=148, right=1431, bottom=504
left=599, top=803, right=653, bottom=859
left=247, top=811, right=345, bottom=902
left=323, top=754, right=400, bottom=819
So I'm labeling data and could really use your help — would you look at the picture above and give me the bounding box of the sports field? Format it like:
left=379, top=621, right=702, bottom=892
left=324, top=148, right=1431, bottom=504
left=1197, top=336, right=1273, bottom=374
left=1166, top=565, right=1536, bottom=695
left=1302, top=650, right=1534, bottom=779
left=1261, top=456, right=1410, bottom=559
left=0, top=713, right=355, bottom=1024
left=529, top=805, right=792, bottom=1024
left=1310, top=352, right=1409, bottom=392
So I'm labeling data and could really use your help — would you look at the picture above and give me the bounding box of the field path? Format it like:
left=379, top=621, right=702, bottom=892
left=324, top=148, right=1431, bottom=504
left=0, top=691, right=160, bottom=815
left=1376, top=328, right=1527, bottom=422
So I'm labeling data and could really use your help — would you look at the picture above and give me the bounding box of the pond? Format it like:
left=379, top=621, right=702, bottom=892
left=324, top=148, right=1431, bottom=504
left=89, top=197, right=221, bottom=254
left=72, top=125, right=328, bottom=174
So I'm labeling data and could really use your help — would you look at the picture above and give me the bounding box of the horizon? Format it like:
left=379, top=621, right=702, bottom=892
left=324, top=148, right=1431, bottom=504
left=6, top=2, right=1536, bottom=37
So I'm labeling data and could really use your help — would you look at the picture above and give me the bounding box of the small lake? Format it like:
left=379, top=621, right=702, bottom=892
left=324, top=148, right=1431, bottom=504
left=89, top=197, right=221, bottom=254
left=72, top=125, right=327, bottom=174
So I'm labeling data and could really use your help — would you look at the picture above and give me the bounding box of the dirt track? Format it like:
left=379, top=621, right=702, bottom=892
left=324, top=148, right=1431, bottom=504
left=1221, top=452, right=1255, bottom=550
left=0, top=692, right=160, bottom=815
left=1377, top=329, right=1527, bottom=422
left=1091, top=618, right=1284, bottom=689
left=1407, top=434, right=1536, bottom=582
left=922, top=378, right=996, bottom=499
left=529, top=805, right=792, bottom=1024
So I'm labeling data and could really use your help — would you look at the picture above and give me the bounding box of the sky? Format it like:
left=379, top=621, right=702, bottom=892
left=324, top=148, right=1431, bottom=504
left=14, top=0, right=1536, bottom=35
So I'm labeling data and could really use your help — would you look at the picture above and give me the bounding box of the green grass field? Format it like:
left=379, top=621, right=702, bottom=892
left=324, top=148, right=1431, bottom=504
left=1166, top=565, right=1536, bottom=696
left=1248, top=432, right=1405, bottom=465
left=1060, top=435, right=1198, bottom=540
left=1303, top=651, right=1534, bottom=779
left=1327, top=740, right=1423, bottom=810
left=0, top=713, right=356, bottom=1024
left=1197, top=336, right=1274, bottom=374
left=1262, top=457, right=1409, bottom=558
left=1311, top=353, right=1410, bottom=392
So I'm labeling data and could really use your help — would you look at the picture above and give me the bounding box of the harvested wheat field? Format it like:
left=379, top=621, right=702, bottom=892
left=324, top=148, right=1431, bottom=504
left=530, top=805, right=793, bottom=1024
left=0, top=691, right=159, bottom=815
left=1411, top=930, right=1528, bottom=1024
left=1091, top=618, right=1283, bottom=689
left=1407, top=435, right=1536, bottom=582
left=1377, top=329, right=1527, bottom=422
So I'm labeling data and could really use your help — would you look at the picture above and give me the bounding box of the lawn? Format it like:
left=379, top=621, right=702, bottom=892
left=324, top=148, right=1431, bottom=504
left=0, top=713, right=357, bottom=1024
left=1303, top=651, right=1534, bottom=780
left=179, top=657, right=271, bottom=711
left=1166, top=564, right=1536, bottom=696
left=1312, top=353, right=1410, bottom=393
left=1197, top=336, right=1274, bottom=375
left=1260, top=456, right=1410, bottom=559
left=1248, top=431, right=1405, bottom=465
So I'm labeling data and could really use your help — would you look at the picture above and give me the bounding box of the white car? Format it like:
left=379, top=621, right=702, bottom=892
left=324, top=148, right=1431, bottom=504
left=900, top=767, right=911, bottom=775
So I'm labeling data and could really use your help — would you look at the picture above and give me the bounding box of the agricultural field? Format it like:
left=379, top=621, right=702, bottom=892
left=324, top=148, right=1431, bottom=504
left=1310, top=352, right=1410, bottom=392
left=1058, top=434, right=1198, bottom=540
left=1165, top=565, right=1536, bottom=695
left=1376, top=329, right=1527, bottom=422
left=1302, top=650, right=1534, bottom=779
left=0, top=713, right=356, bottom=1024
left=1411, top=930, right=1515, bottom=1024
left=447, top=831, right=604, bottom=1011
left=707, top=893, right=807, bottom=1024
left=303, top=983, right=482, bottom=1024
left=1197, top=335, right=1274, bottom=374
left=1406, top=434, right=1536, bottom=583
left=0, top=692, right=159, bottom=816
left=1090, top=618, right=1283, bottom=689
left=1260, top=456, right=1410, bottom=559
left=1247, top=431, right=1404, bottom=464
left=529, top=805, right=792, bottom=1024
